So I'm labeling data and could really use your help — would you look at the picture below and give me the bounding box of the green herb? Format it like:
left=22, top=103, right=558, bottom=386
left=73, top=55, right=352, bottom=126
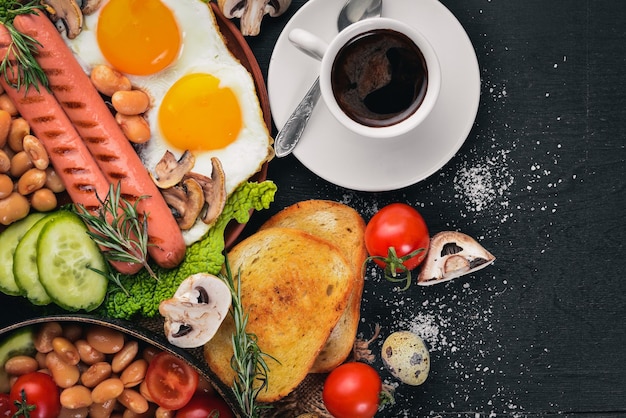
left=221, top=257, right=276, bottom=418
left=0, top=0, right=49, bottom=92
left=75, top=183, right=157, bottom=282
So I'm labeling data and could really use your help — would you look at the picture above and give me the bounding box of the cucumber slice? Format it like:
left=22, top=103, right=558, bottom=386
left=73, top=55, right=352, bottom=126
left=37, top=211, right=108, bottom=312
left=0, top=213, right=47, bottom=296
left=0, top=327, right=35, bottom=392
left=13, top=213, right=61, bottom=305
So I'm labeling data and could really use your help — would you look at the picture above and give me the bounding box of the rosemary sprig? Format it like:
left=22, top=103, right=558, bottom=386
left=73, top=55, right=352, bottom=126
left=221, top=257, right=276, bottom=418
left=0, top=0, right=49, bottom=92
left=75, top=183, right=157, bottom=280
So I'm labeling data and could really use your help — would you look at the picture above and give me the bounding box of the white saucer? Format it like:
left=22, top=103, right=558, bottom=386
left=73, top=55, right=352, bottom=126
left=268, top=0, right=480, bottom=192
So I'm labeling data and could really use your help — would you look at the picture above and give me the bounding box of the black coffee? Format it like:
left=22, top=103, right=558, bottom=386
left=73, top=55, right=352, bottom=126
left=331, top=29, right=428, bottom=128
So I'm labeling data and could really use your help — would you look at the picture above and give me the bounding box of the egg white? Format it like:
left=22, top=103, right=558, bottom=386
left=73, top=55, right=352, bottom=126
left=64, top=0, right=272, bottom=244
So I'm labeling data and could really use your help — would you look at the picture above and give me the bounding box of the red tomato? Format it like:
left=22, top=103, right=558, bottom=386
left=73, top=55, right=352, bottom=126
left=175, top=392, right=235, bottom=418
left=0, top=393, right=12, bottom=418
left=145, top=352, right=199, bottom=410
left=9, top=372, right=61, bottom=418
left=364, top=203, right=429, bottom=289
left=323, top=362, right=381, bottom=418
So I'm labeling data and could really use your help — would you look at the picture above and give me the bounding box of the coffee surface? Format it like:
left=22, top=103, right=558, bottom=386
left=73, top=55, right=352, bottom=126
left=331, top=29, right=428, bottom=128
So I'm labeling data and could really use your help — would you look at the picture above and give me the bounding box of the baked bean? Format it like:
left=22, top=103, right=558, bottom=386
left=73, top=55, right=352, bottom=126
left=81, top=361, right=112, bottom=388
left=0, top=174, right=12, bottom=199
left=30, top=188, right=57, bottom=212
left=138, top=380, right=154, bottom=404
left=115, top=113, right=151, bottom=144
left=35, top=351, right=47, bottom=369
left=141, top=347, right=160, bottom=364
left=123, top=404, right=157, bottom=418
left=17, top=167, right=46, bottom=195
left=0, top=109, right=10, bottom=148
left=0, top=94, right=18, bottom=116
left=117, top=389, right=149, bottom=414
left=88, top=398, right=116, bottom=418
left=155, top=407, right=175, bottom=418
left=112, top=90, right=150, bottom=115
left=0, top=149, right=9, bottom=173
left=61, top=385, right=93, bottom=409
left=52, top=337, right=81, bottom=366
left=44, top=166, right=66, bottom=193
left=120, top=359, right=147, bottom=388
left=62, top=323, right=84, bottom=342
left=4, top=355, right=39, bottom=375
left=58, top=406, right=89, bottom=418
left=91, top=65, right=132, bottom=96
left=35, top=322, right=63, bottom=353
left=22, top=134, right=49, bottom=170
left=75, top=339, right=106, bottom=365
left=46, top=351, right=80, bottom=388
left=0, top=192, right=29, bottom=225
left=92, top=378, right=125, bottom=404
left=9, top=151, right=33, bottom=178
left=112, top=340, right=138, bottom=373
left=7, top=117, right=29, bottom=152
left=86, top=326, right=125, bottom=354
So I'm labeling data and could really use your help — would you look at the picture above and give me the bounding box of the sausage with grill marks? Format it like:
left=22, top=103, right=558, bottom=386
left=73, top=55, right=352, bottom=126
left=0, top=22, right=142, bottom=275
left=13, top=11, right=186, bottom=269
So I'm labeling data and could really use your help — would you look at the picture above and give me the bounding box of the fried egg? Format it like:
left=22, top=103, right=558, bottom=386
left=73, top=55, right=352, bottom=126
left=63, top=0, right=272, bottom=244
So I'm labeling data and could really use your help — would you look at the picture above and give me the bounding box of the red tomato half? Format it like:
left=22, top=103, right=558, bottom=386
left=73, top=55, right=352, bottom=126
left=323, top=362, right=381, bottom=418
left=145, top=352, right=199, bottom=410
left=9, top=372, right=61, bottom=418
left=364, top=203, right=429, bottom=288
left=175, top=391, right=235, bottom=418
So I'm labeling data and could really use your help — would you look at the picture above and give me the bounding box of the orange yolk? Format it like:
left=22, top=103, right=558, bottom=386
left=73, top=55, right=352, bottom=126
left=97, top=0, right=181, bottom=76
left=159, top=73, right=243, bottom=151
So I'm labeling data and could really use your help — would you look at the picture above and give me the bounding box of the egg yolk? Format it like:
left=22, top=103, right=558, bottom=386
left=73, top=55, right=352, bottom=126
left=97, top=0, right=181, bottom=75
left=159, top=73, right=243, bottom=151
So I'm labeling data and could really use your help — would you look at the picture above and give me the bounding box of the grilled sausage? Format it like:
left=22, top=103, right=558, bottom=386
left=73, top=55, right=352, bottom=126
left=0, top=23, right=141, bottom=275
left=13, top=12, right=186, bottom=269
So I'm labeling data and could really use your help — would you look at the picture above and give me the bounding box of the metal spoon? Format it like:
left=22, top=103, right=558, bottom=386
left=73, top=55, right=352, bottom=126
left=273, top=0, right=383, bottom=158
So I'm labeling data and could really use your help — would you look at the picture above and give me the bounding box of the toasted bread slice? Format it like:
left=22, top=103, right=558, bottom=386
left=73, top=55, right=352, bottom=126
left=259, top=200, right=367, bottom=373
left=203, top=227, right=354, bottom=402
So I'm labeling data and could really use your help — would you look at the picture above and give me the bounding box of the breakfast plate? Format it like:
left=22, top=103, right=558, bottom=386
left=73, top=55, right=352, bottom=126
left=268, top=0, right=480, bottom=191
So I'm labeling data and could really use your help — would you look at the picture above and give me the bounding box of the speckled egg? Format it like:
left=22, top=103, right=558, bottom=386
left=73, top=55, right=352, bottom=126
left=381, top=331, right=430, bottom=386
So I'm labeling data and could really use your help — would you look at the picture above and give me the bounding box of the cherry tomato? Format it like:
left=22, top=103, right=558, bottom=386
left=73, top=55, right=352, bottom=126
left=0, top=393, right=12, bottom=418
left=364, top=203, right=429, bottom=289
left=322, top=362, right=381, bottom=418
left=175, top=391, right=235, bottom=418
left=9, top=372, right=61, bottom=418
left=145, top=352, right=199, bottom=410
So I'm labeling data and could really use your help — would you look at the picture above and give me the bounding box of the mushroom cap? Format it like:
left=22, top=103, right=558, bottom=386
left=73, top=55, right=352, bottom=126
left=151, top=150, right=196, bottom=189
left=217, top=0, right=292, bottom=36
left=159, top=273, right=232, bottom=348
left=42, top=0, right=84, bottom=39
left=417, top=231, right=495, bottom=286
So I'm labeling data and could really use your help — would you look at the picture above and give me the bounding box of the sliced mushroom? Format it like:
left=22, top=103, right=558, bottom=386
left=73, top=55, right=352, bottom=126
left=162, top=178, right=205, bottom=230
left=417, top=231, right=495, bottom=286
left=159, top=273, right=232, bottom=348
left=218, top=0, right=292, bottom=36
left=184, top=157, right=227, bottom=225
left=80, top=0, right=105, bottom=15
left=42, top=0, right=83, bottom=39
left=151, top=150, right=196, bottom=189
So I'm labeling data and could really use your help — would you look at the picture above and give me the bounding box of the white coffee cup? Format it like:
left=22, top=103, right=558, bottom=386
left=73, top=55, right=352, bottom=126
left=289, top=17, right=441, bottom=139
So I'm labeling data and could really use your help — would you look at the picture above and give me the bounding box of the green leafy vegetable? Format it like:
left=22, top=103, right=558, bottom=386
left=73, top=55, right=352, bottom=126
left=100, top=180, right=277, bottom=319
left=0, top=0, right=49, bottom=92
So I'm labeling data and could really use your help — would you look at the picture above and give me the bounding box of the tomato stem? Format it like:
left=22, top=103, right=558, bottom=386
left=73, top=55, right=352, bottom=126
left=12, top=389, right=35, bottom=418
left=364, top=247, right=425, bottom=291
